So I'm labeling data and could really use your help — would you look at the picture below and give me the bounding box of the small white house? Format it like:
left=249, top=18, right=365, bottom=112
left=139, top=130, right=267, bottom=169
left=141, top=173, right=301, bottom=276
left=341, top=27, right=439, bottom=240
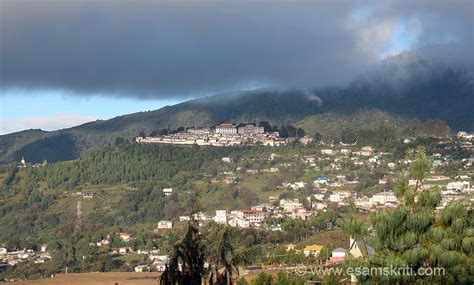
left=117, top=232, right=132, bottom=242
left=18, top=252, right=29, bottom=259
left=303, top=245, right=323, bottom=256
left=280, top=199, right=303, bottom=213
left=228, top=215, right=249, bottom=228
left=313, top=202, right=328, bottom=210
left=334, top=190, right=352, bottom=199
left=299, top=136, right=314, bottom=145
left=292, top=181, right=306, bottom=189
left=179, top=216, right=191, bottom=222
left=330, top=248, right=346, bottom=262
left=153, top=260, right=167, bottom=272
left=35, top=257, right=47, bottom=264
left=135, top=265, right=150, bottom=272
left=96, top=239, right=110, bottom=247
left=332, top=248, right=346, bottom=258
left=214, top=210, right=227, bottom=225
left=360, top=146, right=373, bottom=156
left=157, top=220, right=173, bottom=229
left=314, top=177, right=330, bottom=186
left=119, top=247, right=132, bottom=254
left=222, top=157, right=232, bottom=163
left=329, top=194, right=342, bottom=203
left=163, top=188, right=173, bottom=196
left=369, top=192, right=398, bottom=205
left=446, top=182, right=467, bottom=191
left=321, top=149, right=334, bottom=155
left=340, top=149, right=351, bottom=155
left=0, top=248, right=7, bottom=255
left=313, top=194, right=325, bottom=201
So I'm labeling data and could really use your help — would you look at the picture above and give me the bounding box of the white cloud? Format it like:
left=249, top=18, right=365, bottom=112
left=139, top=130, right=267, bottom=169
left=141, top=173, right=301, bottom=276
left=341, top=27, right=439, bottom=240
left=0, top=113, right=96, bottom=135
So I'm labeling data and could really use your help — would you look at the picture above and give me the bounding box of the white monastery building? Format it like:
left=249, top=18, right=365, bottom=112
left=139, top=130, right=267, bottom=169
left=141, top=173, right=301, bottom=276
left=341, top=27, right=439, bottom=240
left=215, top=123, right=238, bottom=135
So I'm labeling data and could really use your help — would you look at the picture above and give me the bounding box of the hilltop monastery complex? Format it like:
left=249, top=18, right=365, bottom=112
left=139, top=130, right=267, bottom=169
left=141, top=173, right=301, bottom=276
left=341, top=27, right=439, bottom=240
left=135, top=123, right=291, bottom=146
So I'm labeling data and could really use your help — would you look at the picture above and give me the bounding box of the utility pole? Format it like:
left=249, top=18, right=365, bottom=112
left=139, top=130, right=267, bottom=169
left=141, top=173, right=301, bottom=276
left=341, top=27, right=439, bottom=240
left=75, top=200, right=82, bottom=237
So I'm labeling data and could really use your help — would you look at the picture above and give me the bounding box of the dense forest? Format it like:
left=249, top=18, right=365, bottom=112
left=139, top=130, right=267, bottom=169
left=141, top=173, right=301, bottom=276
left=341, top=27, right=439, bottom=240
left=0, top=142, right=302, bottom=249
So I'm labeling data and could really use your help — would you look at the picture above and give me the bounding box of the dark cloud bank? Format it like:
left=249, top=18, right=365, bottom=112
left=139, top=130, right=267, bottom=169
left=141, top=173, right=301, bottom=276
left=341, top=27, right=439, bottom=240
left=1, top=0, right=473, bottom=99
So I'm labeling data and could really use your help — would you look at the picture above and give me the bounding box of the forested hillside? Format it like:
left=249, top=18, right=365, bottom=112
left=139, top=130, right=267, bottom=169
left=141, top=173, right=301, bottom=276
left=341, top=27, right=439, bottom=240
left=0, top=141, right=341, bottom=252
left=0, top=143, right=229, bottom=247
left=295, top=110, right=451, bottom=142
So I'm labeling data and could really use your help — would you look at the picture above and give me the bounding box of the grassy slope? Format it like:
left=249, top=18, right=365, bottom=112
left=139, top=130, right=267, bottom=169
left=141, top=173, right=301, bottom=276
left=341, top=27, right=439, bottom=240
left=295, top=109, right=406, bottom=139
left=299, top=229, right=350, bottom=249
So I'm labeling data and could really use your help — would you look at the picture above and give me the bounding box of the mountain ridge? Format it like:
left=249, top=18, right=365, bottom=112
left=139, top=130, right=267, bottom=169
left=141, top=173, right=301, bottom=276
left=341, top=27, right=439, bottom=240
left=1, top=48, right=473, bottom=163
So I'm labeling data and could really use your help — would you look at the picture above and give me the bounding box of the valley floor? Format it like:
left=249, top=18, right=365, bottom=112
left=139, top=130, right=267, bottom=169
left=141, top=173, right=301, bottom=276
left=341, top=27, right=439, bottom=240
left=18, top=272, right=162, bottom=285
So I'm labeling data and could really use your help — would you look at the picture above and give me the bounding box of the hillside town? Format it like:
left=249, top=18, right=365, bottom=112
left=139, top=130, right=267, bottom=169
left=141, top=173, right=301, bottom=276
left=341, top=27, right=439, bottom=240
left=159, top=131, right=472, bottom=229
left=3, top=130, right=471, bottom=280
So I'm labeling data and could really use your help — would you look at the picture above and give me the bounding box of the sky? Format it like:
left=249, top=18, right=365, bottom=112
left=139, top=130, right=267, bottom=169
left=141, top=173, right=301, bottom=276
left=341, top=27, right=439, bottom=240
left=1, top=0, right=473, bottom=134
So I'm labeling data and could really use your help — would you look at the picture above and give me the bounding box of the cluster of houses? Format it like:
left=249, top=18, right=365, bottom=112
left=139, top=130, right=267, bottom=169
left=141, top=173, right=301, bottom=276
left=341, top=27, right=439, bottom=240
left=155, top=210, right=267, bottom=229
left=135, top=123, right=290, bottom=146
left=149, top=190, right=397, bottom=231
left=0, top=245, right=51, bottom=269
left=84, top=233, right=170, bottom=272
left=152, top=135, right=472, bottom=231
left=155, top=190, right=400, bottom=231
left=16, top=157, right=48, bottom=169
left=285, top=140, right=472, bottom=213
left=277, top=235, right=374, bottom=267
left=291, top=238, right=372, bottom=260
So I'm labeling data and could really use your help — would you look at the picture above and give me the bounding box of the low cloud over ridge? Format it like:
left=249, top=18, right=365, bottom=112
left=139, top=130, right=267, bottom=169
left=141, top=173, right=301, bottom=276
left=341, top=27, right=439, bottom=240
left=1, top=0, right=473, bottom=99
